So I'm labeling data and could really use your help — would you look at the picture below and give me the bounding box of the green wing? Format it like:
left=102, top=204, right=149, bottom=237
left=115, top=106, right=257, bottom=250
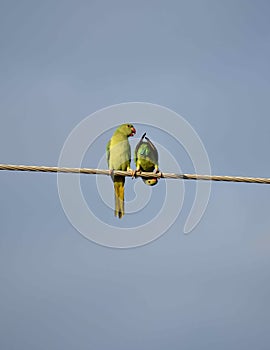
left=145, top=136, right=158, bottom=164
left=134, top=133, right=146, bottom=165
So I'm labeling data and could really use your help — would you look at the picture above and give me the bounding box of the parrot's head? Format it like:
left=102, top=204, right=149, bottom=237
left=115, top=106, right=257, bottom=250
left=143, top=178, right=158, bottom=186
left=119, top=123, right=136, bottom=137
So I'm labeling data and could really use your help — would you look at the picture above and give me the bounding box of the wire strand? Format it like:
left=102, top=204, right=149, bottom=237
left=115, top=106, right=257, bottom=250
left=0, top=163, right=269, bottom=184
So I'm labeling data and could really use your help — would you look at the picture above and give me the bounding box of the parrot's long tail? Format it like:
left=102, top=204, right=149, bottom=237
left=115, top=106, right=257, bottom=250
left=114, top=178, right=125, bottom=218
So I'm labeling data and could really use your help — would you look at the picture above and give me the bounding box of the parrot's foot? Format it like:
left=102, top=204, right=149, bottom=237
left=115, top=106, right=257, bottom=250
left=153, top=168, right=163, bottom=178
left=109, top=169, right=114, bottom=176
left=131, top=170, right=136, bottom=178
left=134, top=170, right=141, bottom=178
left=133, top=166, right=141, bottom=179
left=127, top=168, right=136, bottom=179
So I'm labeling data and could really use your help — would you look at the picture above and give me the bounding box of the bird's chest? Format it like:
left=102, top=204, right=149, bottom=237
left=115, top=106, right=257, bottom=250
left=109, top=140, right=130, bottom=170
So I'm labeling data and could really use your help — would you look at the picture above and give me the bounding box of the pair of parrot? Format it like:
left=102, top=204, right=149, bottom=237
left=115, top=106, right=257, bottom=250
left=106, top=123, right=160, bottom=218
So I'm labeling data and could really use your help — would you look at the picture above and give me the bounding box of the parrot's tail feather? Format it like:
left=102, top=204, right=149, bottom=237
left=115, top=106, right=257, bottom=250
left=114, top=181, right=125, bottom=219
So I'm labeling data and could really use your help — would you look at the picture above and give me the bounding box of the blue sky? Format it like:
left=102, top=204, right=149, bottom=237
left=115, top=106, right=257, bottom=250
left=1, top=1, right=270, bottom=349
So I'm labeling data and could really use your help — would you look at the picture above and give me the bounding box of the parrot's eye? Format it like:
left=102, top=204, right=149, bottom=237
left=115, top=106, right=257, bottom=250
left=127, top=124, right=131, bottom=128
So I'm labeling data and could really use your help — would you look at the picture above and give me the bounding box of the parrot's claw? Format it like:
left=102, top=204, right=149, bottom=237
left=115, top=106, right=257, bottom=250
left=127, top=168, right=136, bottom=179
left=109, top=169, right=114, bottom=176
left=134, top=170, right=141, bottom=178
left=133, top=166, right=141, bottom=178
left=153, top=168, right=162, bottom=178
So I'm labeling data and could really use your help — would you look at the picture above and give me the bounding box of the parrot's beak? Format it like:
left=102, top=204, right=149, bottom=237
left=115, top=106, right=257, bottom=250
left=130, top=127, right=136, bottom=136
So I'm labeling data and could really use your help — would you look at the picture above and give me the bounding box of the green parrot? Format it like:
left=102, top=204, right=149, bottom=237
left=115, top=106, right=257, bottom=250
left=134, top=133, right=160, bottom=186
left=106, top=123, right=136, bottom=218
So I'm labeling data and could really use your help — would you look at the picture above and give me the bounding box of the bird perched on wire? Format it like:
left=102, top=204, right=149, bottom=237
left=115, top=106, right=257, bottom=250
left=106, top=123, right=136, bottom=218
left=134, top=133, right=160, bottom=186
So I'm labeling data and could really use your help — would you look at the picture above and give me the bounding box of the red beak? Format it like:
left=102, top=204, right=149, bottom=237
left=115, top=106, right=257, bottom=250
left=130, top=127, right=136, bottom=136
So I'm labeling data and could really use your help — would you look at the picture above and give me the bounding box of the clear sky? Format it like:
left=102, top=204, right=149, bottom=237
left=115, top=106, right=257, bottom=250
left=1, top=0, right=270, bottom=349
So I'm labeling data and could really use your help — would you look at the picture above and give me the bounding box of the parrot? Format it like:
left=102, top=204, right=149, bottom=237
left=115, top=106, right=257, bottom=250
left=134, top=133, right=160, bottom=186
left=106, top=123, right=136, bottom=218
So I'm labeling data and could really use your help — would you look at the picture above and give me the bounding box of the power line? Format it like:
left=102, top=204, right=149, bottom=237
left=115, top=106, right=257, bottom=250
left=0, top=163, right=269, bottom=184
